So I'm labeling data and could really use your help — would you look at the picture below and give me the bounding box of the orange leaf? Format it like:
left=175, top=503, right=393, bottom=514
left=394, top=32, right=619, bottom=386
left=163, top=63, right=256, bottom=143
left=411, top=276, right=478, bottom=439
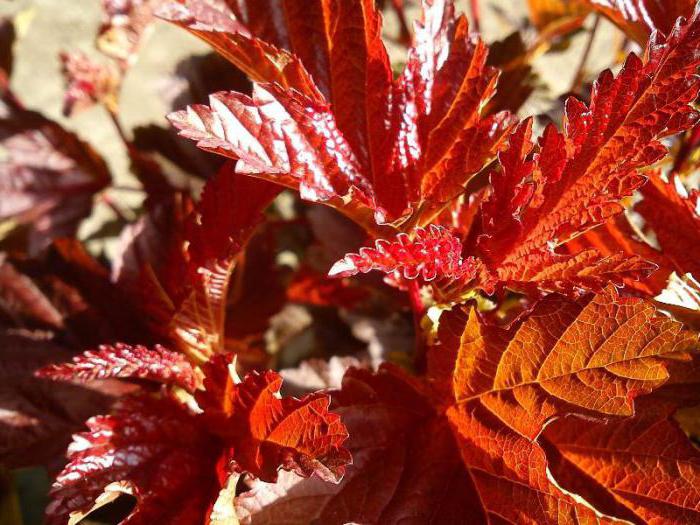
left=545, top=409, right=700, bottom=523
left=432, top=286, right=698, bottom=438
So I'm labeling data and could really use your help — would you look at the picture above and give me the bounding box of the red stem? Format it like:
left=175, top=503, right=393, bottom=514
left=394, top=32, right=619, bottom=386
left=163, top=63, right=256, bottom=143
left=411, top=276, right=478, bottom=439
left=408, top=280, right=427, bottom=372
left=569, top=15, right=600, bottom=94
left=470, top=0, right=480, bottom=33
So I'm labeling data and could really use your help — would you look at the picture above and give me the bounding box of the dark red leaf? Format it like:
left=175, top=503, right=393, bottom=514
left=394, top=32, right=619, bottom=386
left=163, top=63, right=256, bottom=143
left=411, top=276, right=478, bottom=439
left=0, top=96, right=111, bottom=253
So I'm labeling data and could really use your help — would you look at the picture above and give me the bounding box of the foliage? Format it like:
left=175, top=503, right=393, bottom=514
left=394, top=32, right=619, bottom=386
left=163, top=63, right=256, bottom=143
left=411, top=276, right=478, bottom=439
left=2, top=0, right=700, bottom=524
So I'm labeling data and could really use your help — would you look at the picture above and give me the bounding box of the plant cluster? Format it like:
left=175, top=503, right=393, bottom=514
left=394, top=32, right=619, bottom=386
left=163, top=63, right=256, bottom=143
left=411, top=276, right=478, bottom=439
left=2, top=0, right=700, bottom=524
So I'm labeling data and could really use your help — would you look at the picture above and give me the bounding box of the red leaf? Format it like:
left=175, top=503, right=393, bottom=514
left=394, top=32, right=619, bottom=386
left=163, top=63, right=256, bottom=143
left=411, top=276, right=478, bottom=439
left=382, top=0, right=515, bottom=220
left=562, top=214, right=674, bottom=295
left=197, top=355, right=351, bottom=483
left=329, top=224, right=480, bottom=283
left=585, top=0, right=697, bottom=43
left=169, top=164, right=278, bottom=360
left=475, top=11, right=700, bottom=293
left=0, top=330, right=132, bottom=470
left=98, top=0, right=160, bottom=64
left=235, top=366, right=615, bottom=524
left=0, top=254, right=64, bottom=329
left=157, top=1, right=322, bottom=100
left=166, top=0, right=513, bottom=226
left=321, top=0, right=393, bottom=182
left=167, top=85, right=380, bottom=224
left=36, top=343, right=199, bottom=393
left=636, top=174, right=700, bottom=280
left=45, top=395, right=218, bottom=525
left=545, top=409, right=700, bottom=523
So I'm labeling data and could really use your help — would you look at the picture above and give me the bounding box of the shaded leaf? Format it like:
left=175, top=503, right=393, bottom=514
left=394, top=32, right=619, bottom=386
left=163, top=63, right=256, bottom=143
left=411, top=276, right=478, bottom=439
left=636, top=174, right=700, bottom=280
left=0, top=330, right=129, bottom=471
left=545, top=408, right=700, bottom=524
left=0, top=97, right=111, bottom=254
left=168, top=163, right=279, bottom=360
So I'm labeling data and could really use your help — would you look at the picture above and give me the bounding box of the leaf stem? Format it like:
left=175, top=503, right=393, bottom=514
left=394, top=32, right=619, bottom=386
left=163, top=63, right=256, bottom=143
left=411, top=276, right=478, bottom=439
left=569, top=14, right=600, bottom=94
left=470, top=0, right=480, bottom=33
left=407, top=280, right=427, bottom=372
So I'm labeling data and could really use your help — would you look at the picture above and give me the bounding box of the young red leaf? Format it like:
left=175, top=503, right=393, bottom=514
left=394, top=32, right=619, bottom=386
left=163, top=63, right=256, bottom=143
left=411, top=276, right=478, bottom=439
left=165, top=0, right=514, bottom=226
left=584, top=0, right=697, bottom=43
left=167, top=86, right=378, bottom=223
left=197, top=355, right=351, bottom=483
left=59, top=50, right=121, bottom=116
left=157, top=0, right=322, bottom=100
left=562, top=214, right=674, bottom=295
left=390, top=0, right=514, bottom=215
left=636, top=174, right=700, bottom=281
left=36, top=343, right=199, bottom=393
left=329, top=224, right=480, bottom=283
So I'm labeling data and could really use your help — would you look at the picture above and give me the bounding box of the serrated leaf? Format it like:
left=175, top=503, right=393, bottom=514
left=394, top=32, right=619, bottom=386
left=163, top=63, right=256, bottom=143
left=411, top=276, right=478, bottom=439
left=235, top=365, right=624, bottom=525
left=169, top=163, right=278, bottom=361
left=328, top=224, right=480, bottom=283
left=157, top=1, right=322, bottom=100
left=563, top=214, right=674, bottom=295
left=45, top=395, right=219, bottom=525
left=36, top=343, right=199, bottom=393
left=0, top=330, right=130, bottom=470
left=476, top=12, right=700, bottom=293
left=545, top=408, right=700, bottom=524
left=585, top=0, right=697, bottom=43
left=197, top=355, right=350, bottom=483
